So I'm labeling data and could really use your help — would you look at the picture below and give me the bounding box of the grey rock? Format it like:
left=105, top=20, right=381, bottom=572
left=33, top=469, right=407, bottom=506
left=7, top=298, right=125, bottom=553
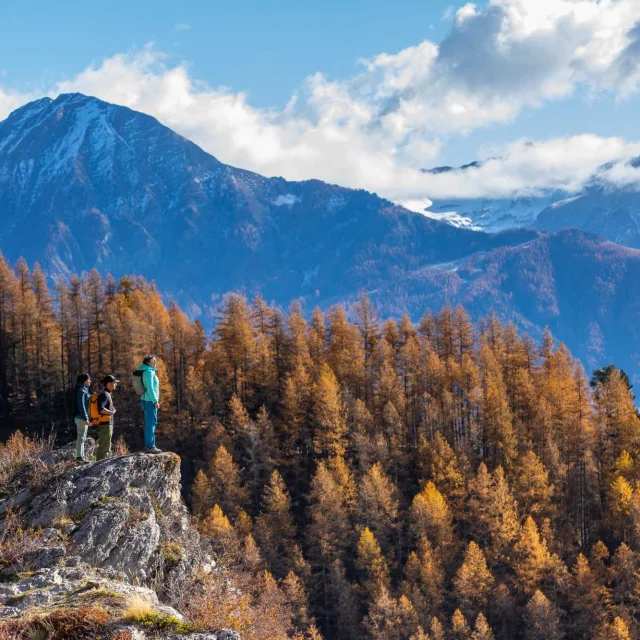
left=0, top=566, right=184, bottom=618
left=5, top=452, right=189, bottom=585
left=103, top=505, right=160, bottom=581
left=0, top=584, right=19, bottom=599
left=0, top=450, right=242, bottom=638
left=20, top=568, right=63, bottom=589
left=69, top=502, right=129, bottom=564
left=23, top=545, right=66, bottom=569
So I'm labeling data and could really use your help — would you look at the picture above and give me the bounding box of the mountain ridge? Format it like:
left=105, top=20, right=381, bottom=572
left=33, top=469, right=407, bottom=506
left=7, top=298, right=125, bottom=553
left=422, top=155, right=640, bottom=244
left=0, top=92, right=535, bottom=304
left=0, top=93, right=639, bottom=378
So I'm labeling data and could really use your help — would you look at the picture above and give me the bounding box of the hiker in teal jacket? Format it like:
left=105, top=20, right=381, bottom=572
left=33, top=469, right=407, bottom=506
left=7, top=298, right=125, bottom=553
left=138, top=355, right=162, bottom=454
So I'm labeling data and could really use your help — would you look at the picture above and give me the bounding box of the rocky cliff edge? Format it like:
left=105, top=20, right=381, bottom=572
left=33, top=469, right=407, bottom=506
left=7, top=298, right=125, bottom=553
left=0, top=440, right=239, bottom=639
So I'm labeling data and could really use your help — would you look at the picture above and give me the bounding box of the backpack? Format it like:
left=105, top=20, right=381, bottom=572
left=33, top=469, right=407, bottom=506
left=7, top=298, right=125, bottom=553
left=64, top=387, right=78, bottom=418
left=131, top=369, right=146, bottom=396
left=89, top=392, right=111, bottom=426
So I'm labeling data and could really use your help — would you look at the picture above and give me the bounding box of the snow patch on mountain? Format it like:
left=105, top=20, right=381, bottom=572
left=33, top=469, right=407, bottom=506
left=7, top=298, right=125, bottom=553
left=272, top=194, right=300, bottom=207
left=327, top=195, right=347, bottom=211
left=394, top=198, right=433, bottom=215
left=423, top=195, right=560, bottom=232
left=549, top=195, right=584, bottom=209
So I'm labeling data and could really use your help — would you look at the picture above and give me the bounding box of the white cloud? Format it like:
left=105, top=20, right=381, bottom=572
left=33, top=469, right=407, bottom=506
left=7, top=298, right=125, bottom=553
left=174, top=23, right=190, bottom=31
left=0, top=87, right=38, bottom=121
left=2, top=0, right=640, bottom=203
left=418, top=136, right=640, bottom=199
left=456, top=3, right=478, bottom=25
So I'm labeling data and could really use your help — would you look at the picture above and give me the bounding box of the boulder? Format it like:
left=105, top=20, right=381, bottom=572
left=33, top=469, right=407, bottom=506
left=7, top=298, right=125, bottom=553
left=4, top=451, right=200, bottom=586
left=0, top=448, right=235, bottom=639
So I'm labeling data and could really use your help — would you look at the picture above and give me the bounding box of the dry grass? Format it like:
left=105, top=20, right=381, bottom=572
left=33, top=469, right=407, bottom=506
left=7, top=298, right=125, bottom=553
left=0, top=508, right=47, bottom=576
left=113, top=436, right=130, bottom=457
left=0, top=431, right=55, bottom=498
left=121, top=595, right=197, bottom=633
left=122, top=594, right=156, bottom=622
left=0, top=606, right=110, bottom=639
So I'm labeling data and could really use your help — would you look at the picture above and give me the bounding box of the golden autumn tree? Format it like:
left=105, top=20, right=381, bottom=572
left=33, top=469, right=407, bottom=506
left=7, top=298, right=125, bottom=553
left=513, top=516, right=566, bottom=596
left=453, top=541, right=494, bottom=622
left=478, top=344, right=517, bottom=469
left=356, top=462, right=399, bottom=560
left=216, top=293, right=256, bottom=401
left=524, top=590, right=563, bottom=640
left=409, top=481, right=454, bottom=551
left=467, top=464, right=520, bottom=562
left=208, top=445, right=250, bottom=519
left=191, top=469, right=214, bottom=519
left=470, top=614, right=494, bottom=640
left=363, top=588, right=420, bottom=640
left=356, top=527, right=390, bottom=605
left=568, top=553, right=608, bottom=638
left=595, top=617, right=633, bottom=640
left=306, top=457, right=356, bottom=631
left=311, top=363, right=347, bottom=458
left=450, top=609, right=472, bottom=640
left=255, top=470, right=299, bottom=578
left=417, top=432, right=467, bottom=514
left=513, top=449, right=555, bottom=521
left=401, top=537, right=445, bottom=627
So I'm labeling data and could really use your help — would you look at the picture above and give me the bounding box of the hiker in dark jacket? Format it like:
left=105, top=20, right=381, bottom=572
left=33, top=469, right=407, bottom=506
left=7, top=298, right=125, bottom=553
left=75, top=373, right=92, bottom=462
left=96, top=375, right=119, bottom=461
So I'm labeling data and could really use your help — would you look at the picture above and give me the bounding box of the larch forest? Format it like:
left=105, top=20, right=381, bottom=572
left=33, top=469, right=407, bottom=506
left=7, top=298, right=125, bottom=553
left=1, top=254, right=640, bottom=640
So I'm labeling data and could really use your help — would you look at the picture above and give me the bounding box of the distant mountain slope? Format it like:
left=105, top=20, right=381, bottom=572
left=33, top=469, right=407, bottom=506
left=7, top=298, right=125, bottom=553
left=0, top=94, right=638, bottom=377
left=0, top=93, right=532, bottom=309
left=420, top=163, right=560, bottom=231
left=535, top=187, right=640, bottom=249
left=422, top=159, right=640, bottom=251
left=361, top=228, right=640, bottom=376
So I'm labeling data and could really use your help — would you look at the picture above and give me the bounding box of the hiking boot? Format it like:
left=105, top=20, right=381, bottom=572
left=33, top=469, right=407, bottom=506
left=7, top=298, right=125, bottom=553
left=144, top=447, right=162, bottom=454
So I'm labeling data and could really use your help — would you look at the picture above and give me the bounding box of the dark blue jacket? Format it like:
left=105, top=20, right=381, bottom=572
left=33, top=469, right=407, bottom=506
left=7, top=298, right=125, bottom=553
left=75, top=383, right=90, bottom=421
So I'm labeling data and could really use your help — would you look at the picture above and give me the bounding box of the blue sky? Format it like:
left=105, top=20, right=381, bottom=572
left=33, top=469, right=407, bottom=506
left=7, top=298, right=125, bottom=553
left=1, top=0, right=456, bottom=107
left=2, top=0, right=640, bottom=203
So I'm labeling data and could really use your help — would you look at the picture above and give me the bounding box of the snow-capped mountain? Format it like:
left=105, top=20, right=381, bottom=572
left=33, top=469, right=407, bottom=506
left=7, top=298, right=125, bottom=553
left=421, top=160, right=640, bottom=250
left=535, top=184, right=640, bottom=249
left=425, top=194, right=557, bottom=231
left=418, top=164, right=562, bottom=232
left=0, top=93, right=527, bottom=306
left=1, top=93, right=639, bottom=376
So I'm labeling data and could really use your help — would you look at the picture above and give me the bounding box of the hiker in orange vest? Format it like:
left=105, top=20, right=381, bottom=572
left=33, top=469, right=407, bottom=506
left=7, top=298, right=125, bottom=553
left=90, top=375, right=119, bottom=460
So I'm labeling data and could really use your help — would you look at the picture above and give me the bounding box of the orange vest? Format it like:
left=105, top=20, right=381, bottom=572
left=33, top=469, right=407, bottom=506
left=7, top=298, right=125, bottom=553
left=89, top=392, right=112, bottom=425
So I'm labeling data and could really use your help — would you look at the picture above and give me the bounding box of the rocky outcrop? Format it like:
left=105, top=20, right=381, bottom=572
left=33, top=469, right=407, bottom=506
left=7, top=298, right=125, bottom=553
left=0, top=441, right=239, bottom=639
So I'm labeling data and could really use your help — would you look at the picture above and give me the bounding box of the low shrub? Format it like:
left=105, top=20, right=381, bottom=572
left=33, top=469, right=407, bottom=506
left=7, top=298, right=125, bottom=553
left=123, top=595, right=197, bottom=633
left=0, top=508, right=47, bottom=576
left=0, top=431, right=54, bottom=498
left=0, top=606, right=109, bottom=639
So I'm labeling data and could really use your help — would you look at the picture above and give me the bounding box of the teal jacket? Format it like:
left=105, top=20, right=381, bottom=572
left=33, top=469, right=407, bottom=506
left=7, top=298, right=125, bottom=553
left=138, top=363, right=160, bottom=404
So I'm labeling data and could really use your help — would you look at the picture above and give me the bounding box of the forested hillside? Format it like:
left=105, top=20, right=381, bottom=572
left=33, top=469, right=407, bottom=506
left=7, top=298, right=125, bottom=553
left=1, top=256, right=640, bottom=639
